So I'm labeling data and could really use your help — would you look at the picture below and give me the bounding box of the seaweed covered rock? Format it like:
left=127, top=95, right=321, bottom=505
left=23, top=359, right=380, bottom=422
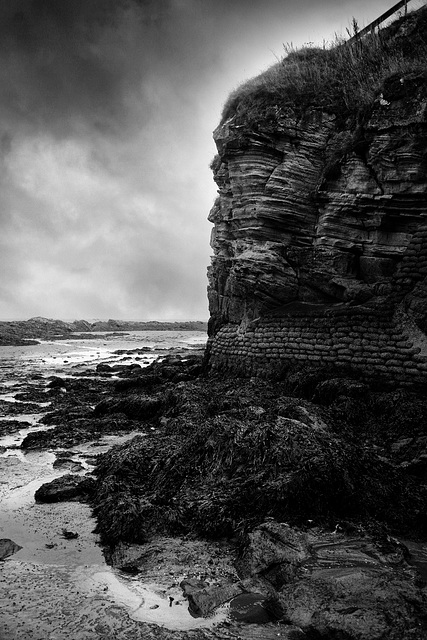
left=114, top=374, right=162, bottom=392
left=93, top=394, right=163, bottom=420
left=92, top=379, right=427, bottom=545
left=109, top=352, right=203, bottom=386
left=239, top=522, right=427, bottom=640
left=21, top=413, right=139, bottom=449
left=314, top=377, right=370, bottom=405
left=110, top=354, right=203, bottom=392
left=46, top=376, right=67, bottom=390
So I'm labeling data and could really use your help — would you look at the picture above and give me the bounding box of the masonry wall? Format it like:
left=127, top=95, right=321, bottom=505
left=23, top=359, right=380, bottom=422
left=208, top=304, right=427, bottom=386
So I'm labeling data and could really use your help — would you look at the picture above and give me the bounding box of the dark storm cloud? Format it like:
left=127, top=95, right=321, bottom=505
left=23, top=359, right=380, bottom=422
left=0, top=0, right=400, bottom=320
left=0, top=0, right=217, bottom=319
left=0, top=0, right=153, bottom=137
left=0, top=0, right=400, bottom=142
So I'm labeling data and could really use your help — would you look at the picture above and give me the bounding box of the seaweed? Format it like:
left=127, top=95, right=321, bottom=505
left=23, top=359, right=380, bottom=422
left=92, top=376, right=427, bottom=546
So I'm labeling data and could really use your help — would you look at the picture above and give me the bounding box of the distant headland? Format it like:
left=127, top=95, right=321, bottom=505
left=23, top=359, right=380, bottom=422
left=0, top=317, right=207, bottom=346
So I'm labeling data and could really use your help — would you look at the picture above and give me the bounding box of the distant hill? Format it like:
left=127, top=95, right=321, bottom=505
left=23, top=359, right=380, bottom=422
left=0, top=317, right=207, bottom=346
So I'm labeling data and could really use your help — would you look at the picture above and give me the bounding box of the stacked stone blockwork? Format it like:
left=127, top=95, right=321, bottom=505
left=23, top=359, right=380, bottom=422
left=208, top=305, right=427, bottom=384
left=209, top=224, right=427, bottom=383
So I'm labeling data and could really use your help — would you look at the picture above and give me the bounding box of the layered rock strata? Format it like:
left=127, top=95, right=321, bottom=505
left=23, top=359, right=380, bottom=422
left=207, top=52, right=427, bottom=382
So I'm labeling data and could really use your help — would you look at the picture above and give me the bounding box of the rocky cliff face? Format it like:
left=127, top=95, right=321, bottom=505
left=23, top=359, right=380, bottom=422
left=208, top=72, right=427, bottom=335
left=207, top=9, right=427, bottom=344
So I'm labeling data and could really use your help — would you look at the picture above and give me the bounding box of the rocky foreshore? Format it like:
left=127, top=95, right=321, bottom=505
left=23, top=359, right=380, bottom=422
left=9, top=350, right=427, bottom=640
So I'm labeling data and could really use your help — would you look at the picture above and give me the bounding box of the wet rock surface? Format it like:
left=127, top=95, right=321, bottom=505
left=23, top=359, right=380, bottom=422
left=0, top=419, right=32, bottom=436
left=239, top=521, right=427, bottom=640
left=35, top=473, right=96, bottom=503
left=181, top=579, right=245, bottom=618
left=53, top=454, right=85, bottom=472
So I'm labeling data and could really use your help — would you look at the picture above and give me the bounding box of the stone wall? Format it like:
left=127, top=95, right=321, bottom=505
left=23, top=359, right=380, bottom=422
left=208, top=304, right=427, bottom=385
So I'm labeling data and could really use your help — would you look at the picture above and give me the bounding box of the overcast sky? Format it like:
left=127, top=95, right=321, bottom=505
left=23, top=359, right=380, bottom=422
left=0, top=0, right=416, bottom=321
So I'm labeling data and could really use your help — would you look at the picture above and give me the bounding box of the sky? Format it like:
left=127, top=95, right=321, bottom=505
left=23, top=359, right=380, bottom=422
left=0, top=0, right=419, bottom=321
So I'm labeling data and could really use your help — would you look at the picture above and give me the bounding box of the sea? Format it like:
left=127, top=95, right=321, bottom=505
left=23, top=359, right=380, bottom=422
left=0, top=329, right=208, bottom=375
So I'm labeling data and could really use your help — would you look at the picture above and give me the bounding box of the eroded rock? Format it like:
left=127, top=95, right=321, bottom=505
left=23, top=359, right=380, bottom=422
left=240, top=522, right=427, bottom=640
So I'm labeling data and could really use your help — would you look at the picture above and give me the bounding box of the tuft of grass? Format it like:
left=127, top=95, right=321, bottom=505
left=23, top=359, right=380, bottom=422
left=221, top=6, right=427, bottom=129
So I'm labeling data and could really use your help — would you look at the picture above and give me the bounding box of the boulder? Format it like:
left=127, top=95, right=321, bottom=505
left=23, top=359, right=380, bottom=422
left=114, top=374, right=162, bottom=392
left=95, top=363, right=113, bottom=373
left=47, top=376, right=67, bottom=389
left=34, top=474, right=95, bottom=503
left=108, top=541, right=151, bottom=573
left=180, top=578, right=244, bottom=617
left=52, top=457, right=84, bottom=473
left=237, top=521, right=310, bottom=589
left=0, top=538, right=22, bottom=560
left=93, top=394, right=163, bottom=420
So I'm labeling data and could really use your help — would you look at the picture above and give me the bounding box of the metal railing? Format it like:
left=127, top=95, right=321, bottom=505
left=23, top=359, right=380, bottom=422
left=347, top=0, right=415, bottom=44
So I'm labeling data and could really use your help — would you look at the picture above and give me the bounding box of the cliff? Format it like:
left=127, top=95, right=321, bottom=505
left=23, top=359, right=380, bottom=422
left=207, top=6, right=427, bottom=384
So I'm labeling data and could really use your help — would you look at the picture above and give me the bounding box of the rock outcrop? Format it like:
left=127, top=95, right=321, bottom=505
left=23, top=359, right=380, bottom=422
left=238, top=521, right=427, bottom=640
left=34, top=474, right=95, bottom=503
left=207, top=7, right=427, bottom=383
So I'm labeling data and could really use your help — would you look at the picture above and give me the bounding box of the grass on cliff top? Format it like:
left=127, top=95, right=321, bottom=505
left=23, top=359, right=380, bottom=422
left=221, top=6, right=427, bottom=127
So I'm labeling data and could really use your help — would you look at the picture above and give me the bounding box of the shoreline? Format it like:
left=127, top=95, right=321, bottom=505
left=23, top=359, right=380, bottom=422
left=0, top=335, right=251, bottom=639
left=1, top=336, right=427, bottom=639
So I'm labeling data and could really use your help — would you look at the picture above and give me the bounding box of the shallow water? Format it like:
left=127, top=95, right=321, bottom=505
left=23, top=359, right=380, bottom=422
left=0, top=332, right=232, bottom=636
left=0, top=330, right=206, bottom=371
